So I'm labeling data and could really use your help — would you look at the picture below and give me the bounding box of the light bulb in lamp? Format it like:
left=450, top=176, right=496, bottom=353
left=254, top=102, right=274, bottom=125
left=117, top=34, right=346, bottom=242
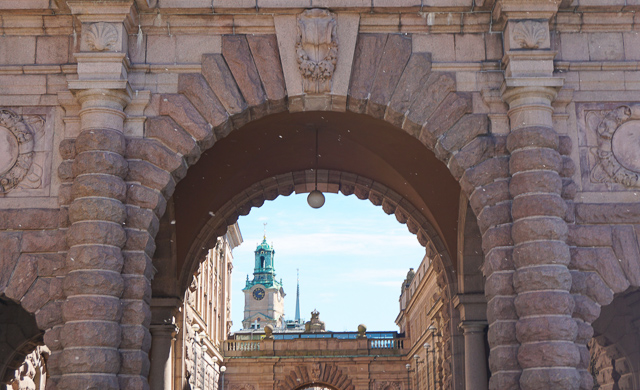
left=307, top=190, right=325, bottom=209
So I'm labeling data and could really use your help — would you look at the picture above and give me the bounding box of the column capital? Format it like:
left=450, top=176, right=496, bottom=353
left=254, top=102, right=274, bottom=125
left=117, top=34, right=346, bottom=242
left=453, top=293, right=487, bottom=322
left=458, top=321, right=488, bottom=335
left=501, top=77, right=563, bottom=106
left=149, top=323, right=179, bottom=339
left=67, top=0, right=136, bottom=25
left=493, top=0, right=560, bottom=29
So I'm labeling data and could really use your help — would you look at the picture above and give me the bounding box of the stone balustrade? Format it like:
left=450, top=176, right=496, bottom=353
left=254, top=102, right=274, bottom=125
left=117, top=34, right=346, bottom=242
left=223, top=335, right=407, bottom=358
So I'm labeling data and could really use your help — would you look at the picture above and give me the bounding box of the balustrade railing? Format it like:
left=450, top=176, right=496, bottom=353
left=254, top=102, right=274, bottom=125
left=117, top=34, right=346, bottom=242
left=368, top=338, right=404, bottom=350
left=225, top=340, right=260, bottom=352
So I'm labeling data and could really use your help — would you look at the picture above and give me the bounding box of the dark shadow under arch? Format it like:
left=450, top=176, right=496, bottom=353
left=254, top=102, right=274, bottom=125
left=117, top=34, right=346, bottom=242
left=0, top=296, right=44, bottom=385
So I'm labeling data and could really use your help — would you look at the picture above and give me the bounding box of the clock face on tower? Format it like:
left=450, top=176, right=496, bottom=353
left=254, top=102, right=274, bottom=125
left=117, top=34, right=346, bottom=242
left=253, top=287, right=265, bottom=300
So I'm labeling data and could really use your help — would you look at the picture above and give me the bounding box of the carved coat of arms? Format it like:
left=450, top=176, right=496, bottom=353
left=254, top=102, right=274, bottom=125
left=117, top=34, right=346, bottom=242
left=296, top=9, right=338, bottom=94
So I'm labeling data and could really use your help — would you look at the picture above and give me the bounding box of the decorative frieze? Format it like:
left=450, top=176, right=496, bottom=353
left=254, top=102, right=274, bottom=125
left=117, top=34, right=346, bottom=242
left=296, top=9, right=338, bottom=94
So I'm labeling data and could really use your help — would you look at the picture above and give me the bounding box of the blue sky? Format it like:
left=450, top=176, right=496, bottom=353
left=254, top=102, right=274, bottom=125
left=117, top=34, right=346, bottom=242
left=230, top=192, right=426, bottom=333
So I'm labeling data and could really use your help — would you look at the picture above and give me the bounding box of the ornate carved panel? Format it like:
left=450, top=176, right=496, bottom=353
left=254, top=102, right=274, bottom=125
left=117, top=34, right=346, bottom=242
left=511, top=20, right=548, bottom=49
left=296, top=9, right=338, bottom=94
left=578, top=104, right=640, bottom=191
left=85, top=22, right=119, bottom=52
left=0, top=108, right=50, bottom=196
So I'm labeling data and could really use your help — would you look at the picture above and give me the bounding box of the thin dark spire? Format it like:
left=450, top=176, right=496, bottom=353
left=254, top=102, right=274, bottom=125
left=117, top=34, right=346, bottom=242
left=295, top=268, right=301, bottom=322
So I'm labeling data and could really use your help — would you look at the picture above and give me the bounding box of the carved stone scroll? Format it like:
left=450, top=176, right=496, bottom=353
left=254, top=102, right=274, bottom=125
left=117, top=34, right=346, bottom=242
left=296, top=9, right=338, bottom=94
left=0, top=109, right=36, bottom=193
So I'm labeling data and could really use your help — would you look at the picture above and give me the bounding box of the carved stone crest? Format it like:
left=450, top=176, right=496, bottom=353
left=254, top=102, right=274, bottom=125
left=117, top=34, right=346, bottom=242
left=85, top=22, right=119, bottom=52
left=589, top=105, right=640, bottom=187
left=296, top=9, right=338, bottom=94
left=310, top=362, right=321, bottom=381
left=0, top=109, right=39, bottom=193
left=377, top=381, right=401, bottom=390
left=511, top=20, right=548, bottom=49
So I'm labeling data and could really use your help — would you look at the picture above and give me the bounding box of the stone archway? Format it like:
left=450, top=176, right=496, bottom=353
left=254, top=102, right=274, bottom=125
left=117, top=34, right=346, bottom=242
left=52, top=4, right=584, bottom=389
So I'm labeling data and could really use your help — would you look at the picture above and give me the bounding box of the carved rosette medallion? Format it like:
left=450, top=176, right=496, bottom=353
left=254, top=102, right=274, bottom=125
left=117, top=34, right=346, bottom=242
left=86, top=22, right=119, bottom=51
left=296, top=9, right=338, bottom=94
left=589, top=105, right=640, bottom=187
left=0, top=109, right=35, bottom=193
left=512, top=20, right=548, bottom=49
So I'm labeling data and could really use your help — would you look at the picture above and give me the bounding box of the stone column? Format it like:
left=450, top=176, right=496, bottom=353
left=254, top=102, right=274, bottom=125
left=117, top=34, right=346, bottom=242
left=61, top=86, right=131, bottom=390
left=500, top=15, right=579, bottom=389
left=60, top=3, right=139, bottom=389
left=149, top=324, right=177, bottom=390
left=503, top=78, right=579, bottom=390
left=459, top=322, right=488, bottom=390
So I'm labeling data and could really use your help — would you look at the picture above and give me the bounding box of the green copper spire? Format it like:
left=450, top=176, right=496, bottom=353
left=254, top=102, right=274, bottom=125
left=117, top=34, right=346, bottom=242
left=243, top=230, right=282, bottom=291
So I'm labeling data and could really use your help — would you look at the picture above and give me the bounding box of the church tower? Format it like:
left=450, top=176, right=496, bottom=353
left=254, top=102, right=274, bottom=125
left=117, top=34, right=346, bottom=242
left=242, top=235, right=286, bottom=329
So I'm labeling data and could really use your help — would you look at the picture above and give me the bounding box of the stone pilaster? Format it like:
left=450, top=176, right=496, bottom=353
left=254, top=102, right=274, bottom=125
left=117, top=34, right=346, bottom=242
left=149, top=323, right=178, bottom=390
left=459, top=322, right=488, bottom=390
left=502, top=72, right=580, bottom=390
left=454, top=294, right=488, bottom=390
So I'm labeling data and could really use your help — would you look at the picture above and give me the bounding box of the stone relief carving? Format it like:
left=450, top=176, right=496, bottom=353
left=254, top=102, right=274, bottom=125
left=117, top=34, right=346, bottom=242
left=296, top=9, right=338, bottom=94
left=0, top=109, right=43, bottom=194
left=512, top=20, right=548, bottom=49
left=588, top=105, right=640, bottom=187
left=86, top=22, right=119, bottom=51
left=310, top=362, right=321, bottom=381
left=377, top=381, right=401, bottom=390
left=7, top=345, right=50, bottom=390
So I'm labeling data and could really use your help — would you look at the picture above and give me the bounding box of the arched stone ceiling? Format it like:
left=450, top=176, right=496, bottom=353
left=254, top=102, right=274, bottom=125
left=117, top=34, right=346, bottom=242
left=172, top=110, right=461, bottom=277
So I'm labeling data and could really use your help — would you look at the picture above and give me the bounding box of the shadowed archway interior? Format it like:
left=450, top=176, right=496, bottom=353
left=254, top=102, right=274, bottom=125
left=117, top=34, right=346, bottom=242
left=171, top=110, right=462, bottom=284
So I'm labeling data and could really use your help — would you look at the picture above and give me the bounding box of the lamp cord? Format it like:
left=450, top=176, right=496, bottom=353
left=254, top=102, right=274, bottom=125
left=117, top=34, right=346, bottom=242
left=315, top=128, right=319, bottom=191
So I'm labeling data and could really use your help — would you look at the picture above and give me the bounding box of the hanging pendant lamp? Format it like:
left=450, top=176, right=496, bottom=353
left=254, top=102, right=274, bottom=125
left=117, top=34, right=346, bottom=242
left=307, top=128, right=325, bottom=209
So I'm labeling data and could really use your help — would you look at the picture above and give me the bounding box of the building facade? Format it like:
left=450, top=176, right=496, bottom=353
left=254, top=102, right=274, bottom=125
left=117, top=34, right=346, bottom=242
left=149, top=224, right=241, bottom=390
left=1, top=1, right=640, bottom=390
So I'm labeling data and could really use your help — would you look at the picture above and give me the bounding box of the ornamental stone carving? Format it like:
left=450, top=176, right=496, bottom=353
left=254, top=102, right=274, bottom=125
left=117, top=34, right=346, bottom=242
left=589, top=105, right=640, bottom=187
left=377, top=381, right=401, bottom=390
left=511, top=20, right=548, bottom=49
left=296, top=9, right=338, bottom=94
left=0, top=109, right=37, bottom=193
left=85, top=22, right=119, bottom=51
